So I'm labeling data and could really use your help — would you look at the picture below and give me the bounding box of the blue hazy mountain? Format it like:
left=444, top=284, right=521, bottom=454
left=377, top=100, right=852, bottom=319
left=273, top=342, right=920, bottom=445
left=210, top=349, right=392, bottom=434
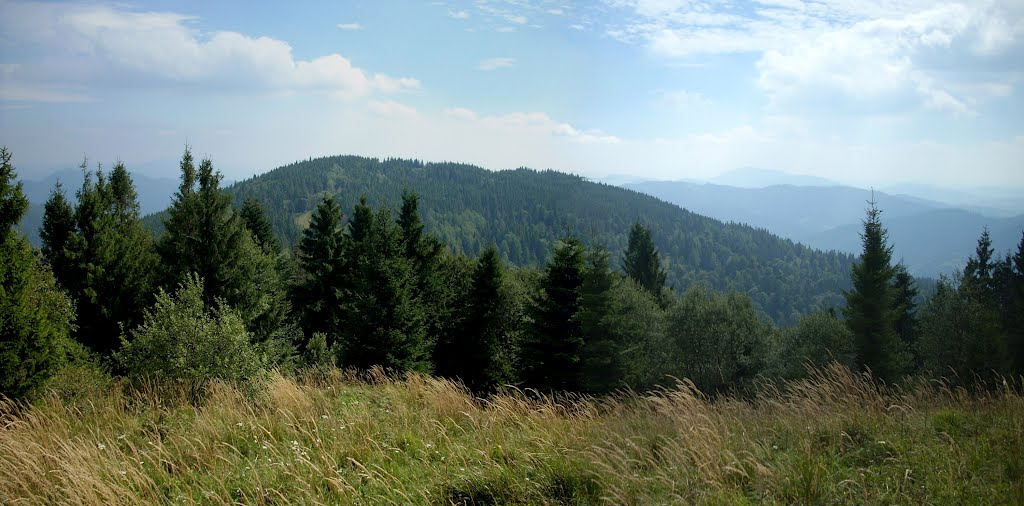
left=623, top=180, right=1023, bottom=278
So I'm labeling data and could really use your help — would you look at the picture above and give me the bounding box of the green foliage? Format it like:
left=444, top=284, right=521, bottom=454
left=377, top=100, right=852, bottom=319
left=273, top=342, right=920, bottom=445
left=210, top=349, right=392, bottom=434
left=917, top=275, right=1008, bottom=384
left=239, top=197, right=282, bottom=255
left=116, top=274, right=265, bottom=384
left=664, top=284, right=773, bottom=394
left=294, top=194, right=345, bottom=345
left=843, top=199, right=904, bottom=381
left=521, top=236, right=587, bottom=392
left=603, top=278, right=667, bottom=390
left=0, top=147, right=28, bottom=236
left=622, top=222, right=668, bottom=299
left=1, top=148, right=76, bottom=400
left=40, top=161, right=158, bottom=357
left=440, top=245, right=512, bottom=392
left=302, top=332, right=334, bottom=369
left=774, top=311, right=856, bottom=380
left=578, top=247, right=629, bottom=394
left=335, top=200, right=430, bottom=372
left=891, top=263, right=919, bottom=365
left=39, top=181, right=74, bottom=282
left=157, top=149, right=293, bottom=357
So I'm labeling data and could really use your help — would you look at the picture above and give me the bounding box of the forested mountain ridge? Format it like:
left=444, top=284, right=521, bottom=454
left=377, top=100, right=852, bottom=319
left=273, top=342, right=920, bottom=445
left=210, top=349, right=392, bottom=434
left=167, top=155, right=856, bottom=324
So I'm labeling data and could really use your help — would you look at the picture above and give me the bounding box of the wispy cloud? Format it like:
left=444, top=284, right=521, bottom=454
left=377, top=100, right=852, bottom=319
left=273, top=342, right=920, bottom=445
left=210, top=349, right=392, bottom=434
left=0, top=4, right=419, bottom=101
left=336, top=22, right=362, bottom=31
left=478, top=57, right=516, bottom=71
left=448, top=9, right=469, bottom=19
left=604, top=0, right=1024, bottom=116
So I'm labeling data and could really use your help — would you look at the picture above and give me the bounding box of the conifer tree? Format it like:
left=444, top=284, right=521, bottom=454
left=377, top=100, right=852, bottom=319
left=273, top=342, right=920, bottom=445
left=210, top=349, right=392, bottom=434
left=521, top=236, right=587, bottom=392
left=1, top=148, right=75, bottom=399
left=295, top=194, right=345, bottom=346
left=964, top=227, right=995, bottom=296
left=623, top=222, right=667, bottom=299
left=1010, top=233, right=1024, bottom=373
left=240, top=197, right=281, bottom=255
left=843, top=198, right=902, bottom=381
left=578, top=246, right=627, bottom=394
left=41, top=161, right=157, bottom=356
left=891, top=262, right=919, bottom=365
left=40, top=182, right=75, bottom=283
left=443, top=244, right=508, bottom=392
left=158, top=149, right=292, bottom=354
left=336, top=201, right=429, bottom=372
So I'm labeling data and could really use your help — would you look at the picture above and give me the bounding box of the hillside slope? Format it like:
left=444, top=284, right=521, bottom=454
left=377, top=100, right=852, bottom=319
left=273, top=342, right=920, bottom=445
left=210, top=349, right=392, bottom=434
left=202, top=155, right=855, bottom=324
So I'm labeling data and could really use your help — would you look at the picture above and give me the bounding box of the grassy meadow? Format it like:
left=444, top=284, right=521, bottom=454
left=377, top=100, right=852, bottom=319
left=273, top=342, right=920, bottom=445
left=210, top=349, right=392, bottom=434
left=2, top=364, right=1022, bottom=505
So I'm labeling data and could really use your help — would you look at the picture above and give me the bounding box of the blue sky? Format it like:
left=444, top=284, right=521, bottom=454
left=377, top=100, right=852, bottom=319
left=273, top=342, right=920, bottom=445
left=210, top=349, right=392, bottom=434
left=1, top=0, right=1022, bottom=188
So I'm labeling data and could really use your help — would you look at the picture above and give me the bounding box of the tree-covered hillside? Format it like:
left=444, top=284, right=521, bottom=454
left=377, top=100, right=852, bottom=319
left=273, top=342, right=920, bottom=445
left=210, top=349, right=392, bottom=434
left=199, top=155, right=855, bottom=324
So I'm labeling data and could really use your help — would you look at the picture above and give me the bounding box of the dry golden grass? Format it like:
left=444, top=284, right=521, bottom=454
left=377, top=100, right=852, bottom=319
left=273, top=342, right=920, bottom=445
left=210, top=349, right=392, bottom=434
left=2, top=363, right=1022, bottom=505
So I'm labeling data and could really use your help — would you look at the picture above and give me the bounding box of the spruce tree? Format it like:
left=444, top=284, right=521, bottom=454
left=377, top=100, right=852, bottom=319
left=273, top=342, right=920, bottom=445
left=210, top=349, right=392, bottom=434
left=0, top=148, right=28, bottom=237
left=891, top=262, right=919, bottom=367
left=295, top=194, right=345, bottom=346
left=964, top=227, right=995, bottom=296
left=158, top=149, right=292, bottom=353
left=1, top=148, right=75, bottom=399
left=1010, top=233, right=1024, bottom=374
left=40, top=182, right=75, bottom=284
left=843, top=198, right=902, bottom=381
left=443, top=244, right=507, bottom=392
left=43, top=161, right=157, bottom=356
left=240, top=197, right=281, bottom=255
left=336, top=201, right=429, bottom=372
left=521, top=236, right=587, bottom=392
left=623, top=222, right=667, bottom=299
left=578, top=246, right=627, bottom=394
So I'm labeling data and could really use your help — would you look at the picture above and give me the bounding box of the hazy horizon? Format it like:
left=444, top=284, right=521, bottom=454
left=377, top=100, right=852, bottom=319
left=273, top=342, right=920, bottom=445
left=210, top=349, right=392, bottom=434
left=2, top=0, right=1023, bottom=188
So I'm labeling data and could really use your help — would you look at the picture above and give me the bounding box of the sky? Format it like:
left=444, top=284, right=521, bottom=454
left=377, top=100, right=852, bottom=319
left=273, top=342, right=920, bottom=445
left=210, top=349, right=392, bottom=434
left=1, top=0, right=1023, bottom=189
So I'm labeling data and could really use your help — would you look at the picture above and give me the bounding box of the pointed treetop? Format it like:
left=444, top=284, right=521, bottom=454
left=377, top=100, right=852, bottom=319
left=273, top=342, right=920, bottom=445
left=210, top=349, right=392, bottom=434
left=0, top=147, right=29, bottom=235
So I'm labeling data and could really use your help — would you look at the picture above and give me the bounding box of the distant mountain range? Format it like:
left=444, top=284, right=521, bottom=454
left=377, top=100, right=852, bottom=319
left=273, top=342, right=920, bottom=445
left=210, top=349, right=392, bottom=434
left=623, top=180, right=1023, bottom=278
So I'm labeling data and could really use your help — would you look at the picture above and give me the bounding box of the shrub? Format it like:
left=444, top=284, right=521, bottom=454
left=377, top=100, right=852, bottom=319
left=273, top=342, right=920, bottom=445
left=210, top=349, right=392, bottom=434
left=115, top=274, right=265, bottom=384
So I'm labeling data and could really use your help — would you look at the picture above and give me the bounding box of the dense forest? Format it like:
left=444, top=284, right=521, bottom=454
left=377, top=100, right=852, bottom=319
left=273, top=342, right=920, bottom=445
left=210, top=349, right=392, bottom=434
left=143, top=155, right=858, bottom=325
left=4, top=147, right=1024, bottom=402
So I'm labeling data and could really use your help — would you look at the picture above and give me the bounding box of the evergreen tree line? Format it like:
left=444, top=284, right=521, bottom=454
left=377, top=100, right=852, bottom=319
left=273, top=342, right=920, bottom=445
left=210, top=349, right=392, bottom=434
left=3, top=147, right=1023, bottom=401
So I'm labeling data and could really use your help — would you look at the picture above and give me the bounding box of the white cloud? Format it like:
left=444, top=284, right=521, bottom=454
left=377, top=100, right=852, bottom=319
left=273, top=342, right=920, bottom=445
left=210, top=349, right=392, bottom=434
left=478, top=57, right=516, bottom=71
left=336, top=22, right=362, bottom=31
left=606, top=0, right=1024, bottom=116
left=367, top=100, right=418, bottom=119
left=505, top=14, right=528, bottom=24
left=448, top=9, right=470, bottom=19
left=0, top=3, right=419, bottom=101
left=445, top=107, right=621, bottom=145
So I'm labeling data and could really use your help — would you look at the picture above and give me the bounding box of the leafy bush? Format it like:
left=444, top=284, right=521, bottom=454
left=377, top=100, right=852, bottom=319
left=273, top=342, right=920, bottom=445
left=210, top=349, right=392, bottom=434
left=115, top=274, right=265, bottom=384
left=774, top=310, right=856, bottom=380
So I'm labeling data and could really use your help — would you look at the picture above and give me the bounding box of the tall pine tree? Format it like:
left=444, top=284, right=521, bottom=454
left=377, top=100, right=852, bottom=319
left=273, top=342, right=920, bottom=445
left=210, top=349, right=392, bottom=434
left=40, top=161, right=157, bottom=356
left=1, top=148, right=75, bottom=399
left=336, top=199, right=430, bottom=372
left=157, top=148, right=293, bottom=355
left=578, top=246, right=628, bottom=394
left=843, top=198, right=902, bottom=381
left=521, top=236, right=587, bottom=392
left=240, top=197, right=282, bottom=255
left=623, top=222, right=667, bottom=300
left=440, top=245, right=509, bottom=392
left=295, top=194, right=345, bottom=348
